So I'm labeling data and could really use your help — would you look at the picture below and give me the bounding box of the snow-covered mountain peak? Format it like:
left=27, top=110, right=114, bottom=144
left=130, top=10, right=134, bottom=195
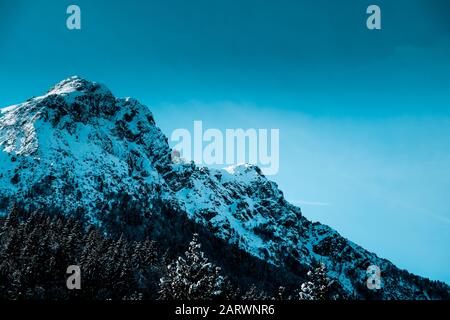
left=0, top=77, right=172, bottom=217
left=224, top=163, right=262, bottom=176
left=1, top=78, right=448, bottom=299
left=46, top=76, right=111, bottom=97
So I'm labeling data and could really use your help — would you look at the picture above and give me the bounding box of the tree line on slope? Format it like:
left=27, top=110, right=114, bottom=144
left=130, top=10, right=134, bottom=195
left=0, top=205, right=335, bottom=300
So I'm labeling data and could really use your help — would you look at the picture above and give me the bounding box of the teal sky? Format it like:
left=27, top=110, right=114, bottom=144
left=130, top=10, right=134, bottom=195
left=0, top=0, right=449, bottom=284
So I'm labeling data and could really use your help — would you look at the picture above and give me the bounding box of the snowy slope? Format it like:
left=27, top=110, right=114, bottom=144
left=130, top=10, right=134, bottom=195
left=0, top=77, right=448, bottom=299
left=0, top=77, right=172, bottom=219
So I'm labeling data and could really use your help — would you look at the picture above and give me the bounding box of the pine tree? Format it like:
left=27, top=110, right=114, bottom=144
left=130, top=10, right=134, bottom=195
left=241, top=285, right=267, bottom=300
left=1, top=203, right=21, bottom=236
left=159, top=234, right=225, bottom=300
left=131, top=239, right=159, bottom=291
left=0, top=207, right=165, bottom=300
left=298, top=263, right=333, bottom=300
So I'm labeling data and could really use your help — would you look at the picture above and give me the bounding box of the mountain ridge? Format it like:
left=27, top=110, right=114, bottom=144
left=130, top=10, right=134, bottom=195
left=0, top=76, right=448, bottom=299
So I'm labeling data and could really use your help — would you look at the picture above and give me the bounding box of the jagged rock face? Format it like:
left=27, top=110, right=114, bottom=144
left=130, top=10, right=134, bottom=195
left=0, top=77, right=172, bottom=218
left=164, top=163, right=306, bottom=263
left=0, top=77, right=448, bottom=299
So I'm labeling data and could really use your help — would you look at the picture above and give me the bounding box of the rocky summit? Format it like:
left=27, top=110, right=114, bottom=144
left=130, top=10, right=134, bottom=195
left=0, top=76, right=448, bottom=299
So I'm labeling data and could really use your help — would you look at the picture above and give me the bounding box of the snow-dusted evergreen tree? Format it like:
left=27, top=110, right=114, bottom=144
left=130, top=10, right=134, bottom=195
left=298, top=263, right=332, bottom=300
left=241, top=285, right=268, bottom=300
left=159, top=234, right=226, bottom=300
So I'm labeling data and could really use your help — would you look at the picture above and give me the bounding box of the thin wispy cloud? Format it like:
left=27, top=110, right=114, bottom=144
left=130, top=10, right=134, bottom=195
left=291, top=200, right=330, bottom=207
left=429, top=213, right=450, bottom=225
